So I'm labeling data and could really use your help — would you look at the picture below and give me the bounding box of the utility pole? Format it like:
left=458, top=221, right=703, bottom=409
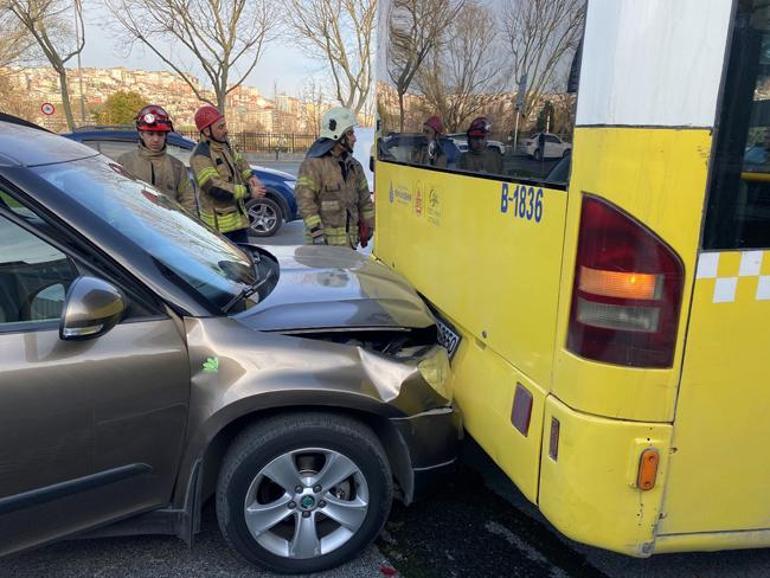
left=74, top=3, right=86, bottom=125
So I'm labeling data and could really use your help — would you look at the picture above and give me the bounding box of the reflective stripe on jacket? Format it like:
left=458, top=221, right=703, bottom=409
left=190, top=135, right=251, bottom=233
left=296, top=152, right=374, bottom=248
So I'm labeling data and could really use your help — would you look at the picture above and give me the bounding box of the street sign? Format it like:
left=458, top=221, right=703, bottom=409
left=41, top=103, right=55, bottom=116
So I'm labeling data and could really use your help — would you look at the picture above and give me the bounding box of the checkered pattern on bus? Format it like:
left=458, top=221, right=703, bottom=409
left=696, top=251, right=770, bottom=303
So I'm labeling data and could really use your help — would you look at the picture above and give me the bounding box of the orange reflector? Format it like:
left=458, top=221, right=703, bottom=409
left=636, top=448, right=660, bottom=491
left=579, top=267, right=661, bottom=300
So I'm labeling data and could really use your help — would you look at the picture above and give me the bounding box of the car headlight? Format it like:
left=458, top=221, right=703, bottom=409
left=286, top=180, right=296, bottom=191
left=417, top=346, right=452, bottom=403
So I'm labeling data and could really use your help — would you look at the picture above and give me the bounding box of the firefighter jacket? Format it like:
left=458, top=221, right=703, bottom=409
left=296, top=152, right=374, bottom=248
left=190, top=135, right=252, bottom=234
left=118, top=145, right=196, bottom=214
left=411, top=141, right=448, bottom=168
left=458, top=147, right=503, bottom=175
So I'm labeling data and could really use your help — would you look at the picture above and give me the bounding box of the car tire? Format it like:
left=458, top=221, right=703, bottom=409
left=246, top=196, right=283, bottom=237
left=562, top=149, right=571, bottom=159
left=216, top=412, right=393, bottom=575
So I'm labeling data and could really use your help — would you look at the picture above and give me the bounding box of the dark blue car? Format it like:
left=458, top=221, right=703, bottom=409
left=63, top=128, right=298, bottom=237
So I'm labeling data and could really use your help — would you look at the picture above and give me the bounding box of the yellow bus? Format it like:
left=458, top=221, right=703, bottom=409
left=374, top=0, right=770, bottom=557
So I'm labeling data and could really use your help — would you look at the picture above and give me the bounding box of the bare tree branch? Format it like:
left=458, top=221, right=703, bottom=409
left=503, top=0, right=585, bottom=120
left=7, top=0, right=85, bottom=130
left=286, top=0, right=376, bottom=116
left=107, top=0, right=279, bottom=111
left=385, top=0, right=464, bottom=130
left=416, top=1, right=504, bottom=132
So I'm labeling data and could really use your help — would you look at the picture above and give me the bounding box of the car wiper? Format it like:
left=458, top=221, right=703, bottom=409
left=221, top=264, right=275, bottom=314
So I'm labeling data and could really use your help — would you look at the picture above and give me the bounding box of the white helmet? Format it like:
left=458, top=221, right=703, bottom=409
left=320, top=106, right=357, bottom=141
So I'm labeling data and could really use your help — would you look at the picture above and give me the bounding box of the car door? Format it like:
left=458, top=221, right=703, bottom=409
left=545, top=135, right=560, bottom=158
left=0, top=203, right=190, bottom=556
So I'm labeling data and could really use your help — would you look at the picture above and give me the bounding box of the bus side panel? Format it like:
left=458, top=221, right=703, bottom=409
left=658, top=250, right=770, bottom=536
left=374, top=165, right=568, bottom=391
left=553, top=127, right=713, bottom=422
left=539, top=395, right=672, bottom=557
left=449, top=331, right=546, bottom=503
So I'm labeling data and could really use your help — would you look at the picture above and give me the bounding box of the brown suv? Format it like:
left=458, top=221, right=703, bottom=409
left=0, top=117, right=460, bottom=574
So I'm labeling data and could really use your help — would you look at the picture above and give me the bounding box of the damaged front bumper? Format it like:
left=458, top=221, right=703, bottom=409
left=389, top=405, right=462, bottom=504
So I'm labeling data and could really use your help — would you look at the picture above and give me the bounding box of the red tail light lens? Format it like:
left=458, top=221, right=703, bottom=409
left=567, top=196, right=684, bottom=368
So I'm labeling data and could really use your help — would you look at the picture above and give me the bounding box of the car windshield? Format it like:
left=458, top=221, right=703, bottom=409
left=34, top=155, right=256, bottom=311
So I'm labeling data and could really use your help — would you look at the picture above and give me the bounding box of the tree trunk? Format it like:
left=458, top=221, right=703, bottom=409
left=398, top=90, right=405, bottom=132
left=56, top=67, right=75, bottom=131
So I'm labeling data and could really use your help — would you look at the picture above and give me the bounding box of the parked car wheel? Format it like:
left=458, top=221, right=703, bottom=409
left=246, top=196, right=283, bottom=237
left=216, top=413, right=393, bottom=574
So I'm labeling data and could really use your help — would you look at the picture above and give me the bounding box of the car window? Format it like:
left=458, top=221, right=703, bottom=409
left=0, top=214, right=77, bottom=327
left=703, top=1, right=770, bottom=249
left=377, top=0, right=585, bottom=184
left=84, top=140, right=135, bottom=162
left=34, top=156, right=259, bottom=312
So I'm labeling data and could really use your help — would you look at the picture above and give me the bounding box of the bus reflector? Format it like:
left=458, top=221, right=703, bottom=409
left=637, top=448, right=660, bottom=491
left=549, top=418, right=560, bottom=461
left=511, top=383, right=533, bottom=436
left=567, top=196, right=684, bottom=368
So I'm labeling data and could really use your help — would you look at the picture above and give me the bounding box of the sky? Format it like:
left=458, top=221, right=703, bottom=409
left=79, top=3, right=318, bottom=96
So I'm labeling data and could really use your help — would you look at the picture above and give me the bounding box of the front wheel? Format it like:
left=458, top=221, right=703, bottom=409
left=246, top=196, right=283, bottom=237
left=216, top=413, right=393, bottom=574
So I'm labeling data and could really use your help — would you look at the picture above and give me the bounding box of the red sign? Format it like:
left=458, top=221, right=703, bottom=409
left=40, top=102, right=55, bottom=116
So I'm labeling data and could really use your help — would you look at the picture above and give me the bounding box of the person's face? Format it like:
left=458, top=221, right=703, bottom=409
left=208, top=118, right=228, bottom=141
left=423, top=126, right=437, bottom=141
left=139, top=130, right=166, bottom=152
left=343, top=128, right=356, bottom=150
left=469, top=136, right=487, bottom=152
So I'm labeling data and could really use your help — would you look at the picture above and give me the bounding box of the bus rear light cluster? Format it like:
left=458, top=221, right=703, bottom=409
left=567, top=196, right=684, bottom=368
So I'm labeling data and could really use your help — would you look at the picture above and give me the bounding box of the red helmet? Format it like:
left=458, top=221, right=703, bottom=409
left=467, top=116, right=491, bottom=138
left=424, top=115, right=444, bottom=135
left=136, top=104, right=173, bottom=132
left=194, top=105, right=224, bottom=132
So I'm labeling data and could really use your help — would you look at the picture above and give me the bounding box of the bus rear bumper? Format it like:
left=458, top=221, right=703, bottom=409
left=538, top=394, right=673, bottom=557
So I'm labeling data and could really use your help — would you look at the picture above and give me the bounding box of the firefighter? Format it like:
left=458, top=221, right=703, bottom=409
left=458, top=116, right=503, bottom=175
left=117, top=104, right=196, bottom=214
left=190, top=104, right=265, bottom=244
left=411, top=115, right=448, bottom=168
left=296, top=106, right=374, bottom=248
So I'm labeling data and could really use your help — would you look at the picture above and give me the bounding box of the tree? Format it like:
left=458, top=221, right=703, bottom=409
left=287, top=0, right=376, bottom=116
left=503, top=0, right=585, bottom=121
left=0, top=1, right=34, bottom=69
left=416, top=1, right=503, bottom=133
left=98, top=90, right=146, bottom=125
left=107, top=0, right=278, bottom=112
left=386, top=0, right=464, bottom=131
left=7, top=0, right=85, bottom=131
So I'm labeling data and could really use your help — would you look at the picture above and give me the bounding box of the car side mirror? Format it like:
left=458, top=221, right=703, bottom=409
left=60, top=276, right=126, bottom=341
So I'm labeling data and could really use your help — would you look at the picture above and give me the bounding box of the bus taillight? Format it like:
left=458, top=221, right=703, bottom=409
left=567, top=196, right=684, bottom=368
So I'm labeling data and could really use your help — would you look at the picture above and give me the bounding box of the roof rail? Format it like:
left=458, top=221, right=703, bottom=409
left=0, top=113, right=51, bottom=132
left=72, top=124, right=134, bottom=132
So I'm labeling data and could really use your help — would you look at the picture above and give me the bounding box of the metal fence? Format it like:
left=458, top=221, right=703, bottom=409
left=178, top=130, right=317, bottom=153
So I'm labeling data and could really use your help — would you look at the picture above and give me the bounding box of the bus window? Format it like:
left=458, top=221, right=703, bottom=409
left=704, top=0, right=770, bottom=250
left=378, top=0, right=586, bottom=185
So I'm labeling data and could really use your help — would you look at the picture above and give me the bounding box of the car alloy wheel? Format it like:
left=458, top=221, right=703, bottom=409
left=246, top=196, right=282, bottom=237
left=216, top=413, right=392, bottom=574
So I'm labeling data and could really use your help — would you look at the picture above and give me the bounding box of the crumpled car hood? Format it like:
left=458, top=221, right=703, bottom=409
left=236, top=245, right=436, bottom=332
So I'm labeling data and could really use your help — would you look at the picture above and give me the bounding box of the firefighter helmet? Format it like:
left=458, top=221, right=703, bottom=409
left=136, top=104, right=173, bottom=132
left=320, top=107, right=357, bottom=141
left=194, top=105, right=224, bottom=133
left=424, top=115, right=444, bottom=135
left=467, top=116, right=492, bottom=138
